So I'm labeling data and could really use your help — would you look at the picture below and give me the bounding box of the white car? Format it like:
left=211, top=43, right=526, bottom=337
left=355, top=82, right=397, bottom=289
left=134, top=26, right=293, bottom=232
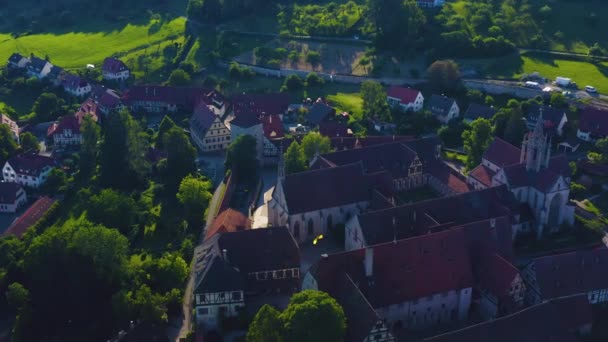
left=585, top=85, right=598, bottom=93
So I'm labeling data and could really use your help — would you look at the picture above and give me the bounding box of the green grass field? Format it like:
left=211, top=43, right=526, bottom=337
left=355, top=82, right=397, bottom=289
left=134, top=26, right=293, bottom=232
left=519, top=54, right=608, bottom=91
left=0, top=18, right=186, bottom=69
left=326, top=92, right=363, bottom=120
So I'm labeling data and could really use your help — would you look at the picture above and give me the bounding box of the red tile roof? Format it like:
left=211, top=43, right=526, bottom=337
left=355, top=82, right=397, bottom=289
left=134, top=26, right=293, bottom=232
left=75, top=99, right=99, bottom=123
left=478, top=252, right=520, bottom=298
left=427, top=161, right=472, bottom=193
left=102, top=57, right=128, bottom=74
left=3, top=196, right=56, bottom=238
left=312, top=229, right=474, bottom=308
left=261, top=115, right=284, bottom=139
left=469, top=164, right=495, bottom=187
left=483, top=138, right=521, bottom=167
left=579, top=106, right=608, bottom=137
left=123, top=86, right=217, bottom=111
left=387, top=86, right=421, bottom=104
left=49, top=115, right=81, bottom=138
left=205, top=208, right=251, bottom=240
left=319, top=121, right=350, bottom=137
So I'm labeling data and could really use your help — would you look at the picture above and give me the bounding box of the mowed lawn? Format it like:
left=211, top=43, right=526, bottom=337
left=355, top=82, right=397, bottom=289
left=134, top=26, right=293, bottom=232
left=519, top=54, right=608, bottom=91
left=0, top=18, right=186, bottom=69
left=326, top=92, right=363, bottom=120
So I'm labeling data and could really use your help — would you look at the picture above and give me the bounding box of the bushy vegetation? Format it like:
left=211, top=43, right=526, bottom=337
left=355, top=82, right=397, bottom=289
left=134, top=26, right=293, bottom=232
left=278, top=1, right=365, bottom=36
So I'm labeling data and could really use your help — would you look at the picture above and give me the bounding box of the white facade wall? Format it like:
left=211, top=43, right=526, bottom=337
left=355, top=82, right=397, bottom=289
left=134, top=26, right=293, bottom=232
left=2, top=163, right=52, bottom=188
left=103, top=70, right=130, bottom=81
left=0, top=187, right=27, bottom=213
left=194, top=290, right=245, bottom=330
left=54, top=130, right=83, bottom=146
left=65, top=84, right=92, bottom=97
left=387, top=93, right=424, bottom=113
left=577, top=129, right=593, bottom=142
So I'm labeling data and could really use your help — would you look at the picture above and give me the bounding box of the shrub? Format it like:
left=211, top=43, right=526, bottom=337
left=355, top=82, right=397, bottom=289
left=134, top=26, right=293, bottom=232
left=305, top=72, right=325, bottom=87
left=306, top=51, right=321, bottom=66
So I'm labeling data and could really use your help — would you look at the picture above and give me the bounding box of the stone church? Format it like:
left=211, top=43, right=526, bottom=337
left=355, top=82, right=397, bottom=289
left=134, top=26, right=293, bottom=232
left=468, top=111, right=575, bottom=238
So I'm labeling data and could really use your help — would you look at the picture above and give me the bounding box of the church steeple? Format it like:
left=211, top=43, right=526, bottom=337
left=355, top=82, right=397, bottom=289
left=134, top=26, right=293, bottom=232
left=521, top=107, right=551, bottom=172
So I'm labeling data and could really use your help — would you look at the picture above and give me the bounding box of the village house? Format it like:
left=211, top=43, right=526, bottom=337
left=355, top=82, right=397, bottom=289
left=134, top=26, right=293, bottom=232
left=3, top=196, right=56, bottom=238
left=467, top=138, right=521, bottom=191
left=261, top=115, right=285, bottom=165
left=26, top=56, right=53, bottom=79
left=47, top=65, right=65, bottom=86
left=231, top=93, right=290, bottom=119
left=3, top=154, right=55, bottom=188
left=7, top=53, right=30, bottom=69
left=577, top=106, right=608, bottom=142
left=47, top=116, right=83, bottom=146
left=303, top=229, right=474, bottom=335
left=463, top=103, right=497, bottom=124
left=0, top=182, right=27, bottom=213
left=468, top=113, right=575, bottom=239
left=193, top=227, right=300, bottom=330
left=1, top=114, right=21, bottom=143
left=123, top=86, right=225, bottom=115
left=425, top=294, right=592, bottom=342
left=190, top=103, right=231, bottom=152
left=428, top=95, right=460, bottom=124
left=89, top=85, right=123, bottom=116
left=102, top=57, right=130, bottom=81
left=526, top=105, right=568, bottom=136
left=319, top=121, right=351, bottom=138
left=75, top=98, right=100, bottom=124
left=522, top=248, right=608, bottom=305
left=229, top=111, right=264, bottom=162
left=205, top=208, right=251, bottom=241
left=306, top=100, right=336, bottom=127
left=386, top=86, right=424, bottom=112
left=62, top=74, right=92, bottom=97
left=416, top=0, right=445, bottom=8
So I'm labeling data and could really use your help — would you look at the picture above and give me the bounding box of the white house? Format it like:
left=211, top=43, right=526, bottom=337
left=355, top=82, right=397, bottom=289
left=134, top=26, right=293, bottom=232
left=62, top=74, right=92, bottom=97
left=387, top=86, right=424, bottom=112
left=102, top=57, right=130, bottom=81
left=577, top=107, right=608, bottom=142
left=7, top=53, right=30, bottom=69
left=0, top=182, right=27, bottom=213
left=26, top=56, right=53, bottom=79
left=47, top=116, right=83, bottom=146
left=3, top=154, right=55, bottom=188
left=428, top=95, right=459, bottom=124
left=190, top=103, right=231, bottom=152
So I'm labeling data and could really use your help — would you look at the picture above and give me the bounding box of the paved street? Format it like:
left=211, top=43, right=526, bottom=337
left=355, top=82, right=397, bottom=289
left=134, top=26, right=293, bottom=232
left=196, top=152, right=226, bottom=186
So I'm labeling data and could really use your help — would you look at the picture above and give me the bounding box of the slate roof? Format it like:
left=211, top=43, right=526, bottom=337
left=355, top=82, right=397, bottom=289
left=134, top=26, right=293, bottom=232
left=232, top=93, right=290, bottom=117
left=48, top=65, right=64, bottom=80
left=190, top=103, right=217, bottom=137
left=425, top=294, right=591, bottom=342
left=578, top=106, right=608, bottom=137
left=49, top=115, right=81, bottom=137
left=123, top=86, right=217, bottom=110
left=387, top=86, right=421, bottom=104
left=62, top=74, right=89, bottom=90
left=28, top=56, right=50, bottom=73
left=307, top=102, right=336, bottom=125
left=526, top=105, right=566, bottom=131
left=0, top=182, right=23, bottom=205
left=501, top=155, right=571, bottom=192
left=6, top=154, right=55, bottom=177
left=102, top=57, right=129, bottom=74
left=313, top=142, right=418, bottom=179
left=281, top=162, right=392, bottom=214
left=310, top=229, right=474, bottom=308
left=428, top=94, right=457, bottom=118
left=469, top=164, right=495, bottom=188
left=531, top=248, right=608, bottom=300
left=205, top=208, right=251, bottom=241
left=8, top=53, right=26, bottom=65
left=230, top=111, right=261, bottom=128
left=261, top=115, right=284, bottom=139
left=464, top=103, right=497, bottom=121
left=3, top=196, right=56, bottom=238
left=483, top=138, right=521, bottom=168
left=356, top=186, right=516, bottom=249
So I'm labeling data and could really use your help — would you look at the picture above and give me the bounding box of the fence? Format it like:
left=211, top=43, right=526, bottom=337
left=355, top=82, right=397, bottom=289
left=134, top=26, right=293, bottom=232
left=463, top=79, right=545, bottom=99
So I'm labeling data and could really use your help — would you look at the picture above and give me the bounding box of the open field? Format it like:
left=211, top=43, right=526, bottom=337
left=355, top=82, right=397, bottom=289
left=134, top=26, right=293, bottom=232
left=0, top=18, right=186, bottom=70
left=326, top=92, right=363, bottom=120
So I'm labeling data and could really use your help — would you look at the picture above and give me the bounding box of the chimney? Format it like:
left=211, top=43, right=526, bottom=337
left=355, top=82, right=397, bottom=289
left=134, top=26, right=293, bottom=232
left=222, top=249, right=229, bottom=263
left=364, top=247, right=374, bottom=277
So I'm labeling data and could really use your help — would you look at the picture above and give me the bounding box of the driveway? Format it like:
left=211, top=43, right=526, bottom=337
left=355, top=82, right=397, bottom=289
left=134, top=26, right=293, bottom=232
left=196, top=152, right=226, bottom=186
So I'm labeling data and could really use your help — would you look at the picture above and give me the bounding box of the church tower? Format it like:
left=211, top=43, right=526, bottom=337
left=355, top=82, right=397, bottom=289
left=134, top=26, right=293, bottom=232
left=520, top=108, right=551, bottom=172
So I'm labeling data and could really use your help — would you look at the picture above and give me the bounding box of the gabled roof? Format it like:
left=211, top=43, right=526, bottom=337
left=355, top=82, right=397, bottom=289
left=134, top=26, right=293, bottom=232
left=190, top=103, right=217, bottom=136
left=329, top=135, right=415, bottom=151
left=102, top=57, right=129, bottom=74
left=3, top=196, right=56, bottom=238
left=428, top=94, right=457, bottom=116
left=230, top=111, right=261, bottom=128
left=307, top=102, right=336, bottom=125
left=0, top=182, right=23, bottom=205
left=464, top=103, right=497, bottom=121
left=314, top=142, right=418, bottom=180
left=426, top=161, right=472, bottom=193
left=469, top=164, right=495, bottom=188
left=531, top=248, right=608, bottom=300
left=311, top=229, right=474, bottom=308
left=319, top=121, right=350, bottom=138
left=123, top=86, right=217, bottom=110
left=90, top=85, right=122, bottom=111
left=75, top=99, right=99, bottom=123
left=261, top=115, right=284, bottom=139
left=48, top=65, right=64, bottom=79
left=6, top=154, right=55, bottom=177
left=478, top=252, right=520, bottom=298
left=281, top=162, right=391, bottom=214
left=62, top=74, right=89, bottom=90
left=387, top=86, right=421, bottom=104
left=578, top=106, right=608, bottom=137
left=28, top=56, right=51, bottom=73
left=526, top=105, right=567, bottom=128
left=231, top=93, right=290, bottom=117
left=205, top=208, right=251, bottom=241
left=8, top=53, right=26, bottom=65
left=49, top=115, right=81, bottom=137
left=195, top=253, right=245, bottom=293
left=501, top=155, right=571, bottom=192
left=483, top=138, right=521, bottom=168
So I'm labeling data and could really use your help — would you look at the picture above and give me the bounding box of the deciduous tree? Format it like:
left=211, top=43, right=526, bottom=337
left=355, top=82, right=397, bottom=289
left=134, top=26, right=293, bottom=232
left=462, top=118, right=494, bottom=170
left=360, top=80, right=390, bottom=121
left=162, top=127, right=197, bottom=193
left=79, top=115, right=100, bottom=176
left=427, top=60, right=461, bottom=91
left=19, top=132, right=39, bottom=153
left=284, top=141, right=307, bottom=175
left=225, top=134, right=258, bottom=181
left=32, top=93, right=63, bottom=122
left=177, top=175, right=212, bottom=226
left=0, top=124, right=18, bottom=164
left=247, top=304, right=283, bottom=342
left=300, top=132, right=331, bottom=162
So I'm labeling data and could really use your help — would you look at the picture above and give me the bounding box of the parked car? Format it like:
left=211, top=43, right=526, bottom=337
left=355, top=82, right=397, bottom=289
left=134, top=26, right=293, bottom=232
left=585, top=85, right=598, bottom=93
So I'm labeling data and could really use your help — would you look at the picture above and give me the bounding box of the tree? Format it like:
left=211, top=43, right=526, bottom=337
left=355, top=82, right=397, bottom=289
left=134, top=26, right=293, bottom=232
left=282, top=74, right=305, bottom=92
left=99, top=109, right=150, bottom=189
left=280, top=290, right=346, bottom=342
left=284, top=141, right=307, bottom=175
left=168, top=69, right=191, bottom=86
left=43, top=168, right=67, bottom=193
left=87, top=189, right=138, bottom=234
left=360, top=80, right=390, bottom=121
left=550, top=92, right=567, bottom=108
left=427, top=60, right=461, bottom=91
left=0, top=124, right=18, bottom=164
left=306, top=51, right=321, bottom=67
left=225, top=134, right=258, bottom=181
left=300, top=132, right=332, bottom=162
left=19, top=132, right=39, bottom=153
left=369, top=0, right=425, bottom=51
left=156, top=116, right=176, bottom=149
left=152, top=253, right=189, bottom=293
left=162, top=127, right=197, bottom=193
left=305, top=72, right=325, bottom=87
left=503, top=108, right=527, bottom=146
left=32, top=92, right=62, bottom=122
left=132, top=284, right=168, bottom=324
left=462, top=118, right=494, bottom=170
left=187, top=0, right=222, bottom=23
left=177, top=175, right=213, bottom=226
left=595, top=137, right=608, bottom=163
left=79, top=115, right=100, bottom=176
left=247, top=304, right=283, bottom=342
left=5, top=282, right=29, bottom=311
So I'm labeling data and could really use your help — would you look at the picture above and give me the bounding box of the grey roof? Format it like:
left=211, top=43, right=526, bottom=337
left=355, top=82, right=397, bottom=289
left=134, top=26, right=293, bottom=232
left=190, top=103, right=217, bottom=136
left=428, top=94, right=457, bottom=117
left=464, top=103, right=497, bottom=121
left=27, top=56, right=50, bottom=73
left=307, top=102, right=335, bottom=125
left=193, top=235, right=244, bottom=293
